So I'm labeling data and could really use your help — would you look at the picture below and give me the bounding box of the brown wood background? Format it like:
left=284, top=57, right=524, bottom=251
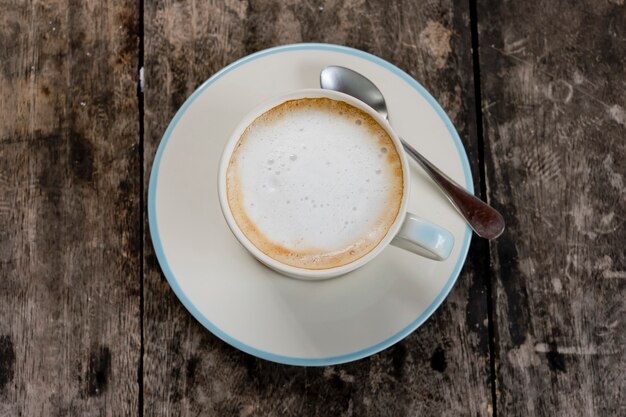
left=1, top=0, right=624, bottom=416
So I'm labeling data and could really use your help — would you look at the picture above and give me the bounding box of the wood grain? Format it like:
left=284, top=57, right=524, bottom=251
left=0, top=0, right=140, bottom=416
left=143, top=0, right=492, bottom=416
left=477, top=0, right=626, bottom=415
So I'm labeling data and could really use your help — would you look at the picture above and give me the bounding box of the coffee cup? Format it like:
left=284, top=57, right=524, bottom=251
left=218, top=89, right=454, bottom=280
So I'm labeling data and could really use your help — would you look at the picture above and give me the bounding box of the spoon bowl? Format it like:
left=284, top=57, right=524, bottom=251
left=320, top=66, right=389, bottom=119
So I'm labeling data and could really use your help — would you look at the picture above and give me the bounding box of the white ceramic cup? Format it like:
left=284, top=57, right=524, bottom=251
left=218, top=89, right=454, bottom=280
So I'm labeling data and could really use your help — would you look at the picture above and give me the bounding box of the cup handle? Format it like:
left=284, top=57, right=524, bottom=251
left=390, top=213, right=455, bottom=261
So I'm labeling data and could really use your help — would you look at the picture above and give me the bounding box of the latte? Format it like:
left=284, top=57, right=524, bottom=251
left=226, top=97, right=403, bottom=270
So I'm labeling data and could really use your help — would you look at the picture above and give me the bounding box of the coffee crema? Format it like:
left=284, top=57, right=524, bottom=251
left=226, top=97, right=403, bottom=270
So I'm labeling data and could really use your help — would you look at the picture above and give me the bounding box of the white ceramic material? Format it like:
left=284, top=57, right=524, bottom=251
left=149, top=44, right=473, bottom=366
left=218, top=89, right=455, bottom=280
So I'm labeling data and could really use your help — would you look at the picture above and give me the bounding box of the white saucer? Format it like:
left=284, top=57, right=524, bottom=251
left=148, top=44, right=473, bottom=366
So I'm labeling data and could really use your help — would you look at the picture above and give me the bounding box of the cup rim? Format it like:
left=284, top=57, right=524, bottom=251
left=217, top=88, right=411, bottom=280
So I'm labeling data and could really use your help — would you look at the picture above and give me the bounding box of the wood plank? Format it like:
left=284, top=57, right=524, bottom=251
left=477, top=0, right=626, bottom=415
left=144, top=1, right=493, bottom=416
left=0, top=0, right=141, bottom=415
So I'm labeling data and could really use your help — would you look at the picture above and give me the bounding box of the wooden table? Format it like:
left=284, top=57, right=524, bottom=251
left=1, top=0, right=624, bottom=415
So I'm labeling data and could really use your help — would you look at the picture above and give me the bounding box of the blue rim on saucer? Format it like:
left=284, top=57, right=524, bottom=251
left=148, top=43, right=473, bottom=366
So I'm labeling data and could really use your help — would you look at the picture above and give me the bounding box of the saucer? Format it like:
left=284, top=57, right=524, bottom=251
left=148, top=43, right=473, bottom=366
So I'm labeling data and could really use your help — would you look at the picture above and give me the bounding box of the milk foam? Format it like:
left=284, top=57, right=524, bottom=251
left=226, top=98, right=403, bottom=270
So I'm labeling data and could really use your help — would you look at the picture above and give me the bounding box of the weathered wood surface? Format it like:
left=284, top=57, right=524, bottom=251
left=143, top=0, right=492, bottom=416
left=0, top=0, right=141, bottom=416
left=477, top=0, right=626, bottom=415
left=2, top=0, right=624, bottom=415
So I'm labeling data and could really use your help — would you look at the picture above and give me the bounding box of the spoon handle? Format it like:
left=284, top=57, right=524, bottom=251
left=400, top=138, right=505, bottom=239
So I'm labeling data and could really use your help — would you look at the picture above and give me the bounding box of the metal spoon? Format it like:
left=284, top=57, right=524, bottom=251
left=320, top=65, right=505, bottom=239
